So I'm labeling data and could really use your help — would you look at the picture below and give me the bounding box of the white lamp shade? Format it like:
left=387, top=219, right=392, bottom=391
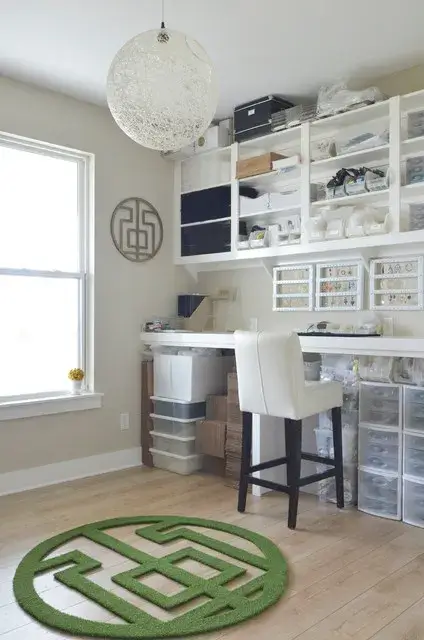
left=107, top=28, right=219, bottom=152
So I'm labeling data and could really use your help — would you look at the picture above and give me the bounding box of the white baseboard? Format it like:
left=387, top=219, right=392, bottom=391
left=0, top=447, right=142, bottom=497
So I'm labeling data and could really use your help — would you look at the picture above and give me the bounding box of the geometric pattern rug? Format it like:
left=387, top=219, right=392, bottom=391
left=14, top=515, right=288, bottom=638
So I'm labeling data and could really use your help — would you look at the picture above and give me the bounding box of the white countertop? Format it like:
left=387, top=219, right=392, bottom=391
left=140, top=332, right=424, bottom=358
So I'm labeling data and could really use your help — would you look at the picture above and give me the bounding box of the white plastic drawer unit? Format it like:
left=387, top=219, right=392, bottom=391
left=404, top=433, right=424, bottom=479
left=358, top=469, right=401, bottom=520
left=359, top=382, right=401, bottom=429
left=359, top=426, right=401, bottom=474
left=404, top=386, right=424, bottom=432
left=403, top=478, right=424, bottom=528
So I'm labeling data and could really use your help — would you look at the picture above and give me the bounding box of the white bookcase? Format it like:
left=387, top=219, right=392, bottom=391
left=172, top=89, right=424, bottom=272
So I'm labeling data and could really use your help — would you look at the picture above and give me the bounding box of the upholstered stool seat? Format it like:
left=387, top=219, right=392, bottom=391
left=234, top=330, right=344, bottom=529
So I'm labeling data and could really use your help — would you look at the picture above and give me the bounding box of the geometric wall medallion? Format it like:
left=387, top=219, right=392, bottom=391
left=110, top=197, right=164, bottom=262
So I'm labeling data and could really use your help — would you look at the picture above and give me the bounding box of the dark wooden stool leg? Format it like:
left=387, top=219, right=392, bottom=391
left=238, top=411, right=252, bottom=513
left=331, top=406, right=344, bottom=509
left=285, top=418, right=302, bottom=529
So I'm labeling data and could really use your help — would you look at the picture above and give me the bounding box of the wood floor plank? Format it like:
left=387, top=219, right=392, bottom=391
left=2, top=468, right=424, bottom=639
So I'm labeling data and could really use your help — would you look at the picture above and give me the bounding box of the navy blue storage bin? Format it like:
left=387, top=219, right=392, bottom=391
left=181, top=186, right=231, bottom=225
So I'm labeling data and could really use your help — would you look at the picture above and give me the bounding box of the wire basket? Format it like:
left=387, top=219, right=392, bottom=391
left=271, top=110, right=286, bottom=132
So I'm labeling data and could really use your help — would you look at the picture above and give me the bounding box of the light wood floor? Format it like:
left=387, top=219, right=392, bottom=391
left=2, top=467, right=424, bottom=639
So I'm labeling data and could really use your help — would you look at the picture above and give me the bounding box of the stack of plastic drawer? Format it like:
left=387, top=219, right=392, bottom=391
left=316, top=354, right=359, bottom=506
left=358, top=382, right=402, bottom=520
left=149, top=397, right=204, bottom=475
left=403, top=386, right=424, bottom=527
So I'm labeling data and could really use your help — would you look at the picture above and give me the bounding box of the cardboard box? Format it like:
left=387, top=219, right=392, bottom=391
left=197, top=420, right=226, bottom=459
left=202, top=455, right=226, bottom=477
left=227, top=402, right=242, bottom=426
left=206, top=395, right=228, bottom=422
left=236, top=152, right=285, bottom=179
left=227, top=372, right=239, bottom=403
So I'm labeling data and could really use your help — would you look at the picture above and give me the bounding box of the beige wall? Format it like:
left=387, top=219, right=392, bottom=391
left=0, top=77, right=185, bottom=474
left=198, top=66, right=424, bottom=336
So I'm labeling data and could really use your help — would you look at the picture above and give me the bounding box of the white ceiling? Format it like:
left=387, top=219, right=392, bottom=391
left=1, top=0, right=424, bottom=118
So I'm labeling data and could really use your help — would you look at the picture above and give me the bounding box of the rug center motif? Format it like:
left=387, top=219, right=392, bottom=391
left=14, top=515, right=288, bottom=639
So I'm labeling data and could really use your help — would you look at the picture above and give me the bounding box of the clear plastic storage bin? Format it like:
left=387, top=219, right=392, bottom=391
left=150, top=397, right=206, bottom=420
left=150, top=415, right=197, bottom=438
left=358, top=469, right=400, bottom=520
left=404, top=433, right=424, bottom=479
left=403, top=478, right=424, bottom=528
left=404, top=386, right=424, bottom=432
left=149, top=449, right=203, bottom=475
left=151, top=432, right=196, bottom=456
left=359, top=426, right=400, bottom=474
left=359, top=383, right=401, bottom=428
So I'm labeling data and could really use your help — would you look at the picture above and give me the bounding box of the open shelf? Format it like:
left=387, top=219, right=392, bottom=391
left=311, top=100, right=389, bottom=131
left=181, top=217, right=231, bottom=228
left=181, top=180, right=230, bottom=195
left=401, top=136, right=424, bottom=156
left=238, top=127, right=301, bottom=156
left=238, top=170, right=299, bottom=190
left=311, top=144, right=389, bottom=176
left=311, top=189, right=389, bottom=208
left=401, top=182, right=424, bottom=203
left=239, top=206, right=301, bottom=223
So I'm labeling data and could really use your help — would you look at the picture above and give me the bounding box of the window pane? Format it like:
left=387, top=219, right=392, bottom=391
left=0, top=146, right=79, bottom=271
left=0, top=276, right=80, bottom=397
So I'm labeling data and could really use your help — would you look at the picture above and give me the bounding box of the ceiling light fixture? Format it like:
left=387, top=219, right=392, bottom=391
left=107, top=0, right=218, bottom=152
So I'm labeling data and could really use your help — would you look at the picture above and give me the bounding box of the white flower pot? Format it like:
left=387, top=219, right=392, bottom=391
left=71, top=380, right=83, bottom=395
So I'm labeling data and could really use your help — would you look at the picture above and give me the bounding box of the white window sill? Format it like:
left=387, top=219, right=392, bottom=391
left=0, top=392, right=103, bottom=421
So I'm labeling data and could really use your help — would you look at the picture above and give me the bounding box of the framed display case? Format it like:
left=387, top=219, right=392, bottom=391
left=315, top=261, right=364, bottom=311
left=272, top=264, right=314, bottom=312
left=370, top=256, right=424, bottom=311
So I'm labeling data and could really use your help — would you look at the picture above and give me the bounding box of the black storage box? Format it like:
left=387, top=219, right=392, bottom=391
left=234, top=95, right=294, bottom=142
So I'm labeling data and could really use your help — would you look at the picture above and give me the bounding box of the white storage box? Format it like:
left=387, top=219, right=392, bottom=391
left=151, top=432, right=196, bottom=457
left=150, top=448, right=203, bottom=475
left=150, top=397, right=205, bottom=420
left=154, top=353, right=233, bottom=402
left=404, top=386, right=424, bottom=432
left=150, top=415, right=197, bottom=439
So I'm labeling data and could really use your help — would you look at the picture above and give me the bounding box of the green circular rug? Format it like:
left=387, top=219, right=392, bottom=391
left=14, top=515, right=288, bottom=638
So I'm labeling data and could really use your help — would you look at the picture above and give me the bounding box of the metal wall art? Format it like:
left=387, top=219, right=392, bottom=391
left=110, top=197, right=163, bottom=262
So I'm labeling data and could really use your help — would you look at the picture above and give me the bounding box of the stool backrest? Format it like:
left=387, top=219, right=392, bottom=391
left=234, top=331, right=305, bottom=417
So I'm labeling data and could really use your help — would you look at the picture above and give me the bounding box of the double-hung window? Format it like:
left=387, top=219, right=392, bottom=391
left=0, top=133, right=94, bottom=409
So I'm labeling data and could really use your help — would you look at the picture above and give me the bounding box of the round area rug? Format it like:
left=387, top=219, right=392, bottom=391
left=14, top=515, right=288, bottom=639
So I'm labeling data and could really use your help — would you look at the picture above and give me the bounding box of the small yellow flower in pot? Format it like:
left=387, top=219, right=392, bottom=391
left=68, top=368, right=85, bottom=394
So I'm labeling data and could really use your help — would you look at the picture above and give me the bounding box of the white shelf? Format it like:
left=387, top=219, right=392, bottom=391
left=311, top=189, right=389, bottom=208
left=181, top=217, right=231, bottom=228
left=238, top=171, right=299, bottom=190
left=181, top=181, right=230, bottom=195
left=239, top=206, right=300, bottom=222
left=401, top=136, right=424, bottom=156
left=238, top=127, right=301, bottom=156
left=311, top=100, right=389, bottom=131
left=311, top=144, right=389, bottom=175
left=401, top=182, right=424, bottom=203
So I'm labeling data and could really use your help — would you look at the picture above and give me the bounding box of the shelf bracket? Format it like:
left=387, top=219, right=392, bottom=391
left=359, top=249, right=372, bottom=273
left=260, top=259, right=274, bottom=279
left=182, top=264, right=199, bottom=282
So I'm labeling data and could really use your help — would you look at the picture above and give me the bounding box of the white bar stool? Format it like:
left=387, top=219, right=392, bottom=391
left=234, top=330, right=344, bottom=529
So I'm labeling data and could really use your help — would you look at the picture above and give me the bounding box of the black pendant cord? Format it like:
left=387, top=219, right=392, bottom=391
left=161, top=0, right=165, bottom=28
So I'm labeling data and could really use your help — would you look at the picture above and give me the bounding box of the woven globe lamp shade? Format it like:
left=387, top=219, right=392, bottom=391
left=107, top=28, right=219, bottom=152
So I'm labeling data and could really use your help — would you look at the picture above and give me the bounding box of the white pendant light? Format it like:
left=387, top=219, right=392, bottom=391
left=107, top=0, right=218, bottom=152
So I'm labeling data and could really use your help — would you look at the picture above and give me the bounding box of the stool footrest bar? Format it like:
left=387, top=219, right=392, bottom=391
left=249, top=457, right=288, bottom=472
left=301, top=453, right=336, bottom=466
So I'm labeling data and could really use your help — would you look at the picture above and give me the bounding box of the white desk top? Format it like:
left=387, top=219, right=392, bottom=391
left=140, top=332, right=424, bottom=358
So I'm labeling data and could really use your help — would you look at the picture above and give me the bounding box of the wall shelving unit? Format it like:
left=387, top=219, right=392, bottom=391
left=171, top=89, right=424, bottom=276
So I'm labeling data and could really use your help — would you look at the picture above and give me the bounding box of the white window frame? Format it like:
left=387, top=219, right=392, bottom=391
left=0, top=131, right=102, bottom=420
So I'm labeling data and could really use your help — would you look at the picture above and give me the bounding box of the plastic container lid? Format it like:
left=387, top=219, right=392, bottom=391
left=151, top=396, right=202, bottom=404
left=150, top=413, right=203, bottom=423
left=149, top=448, right=200, bottom=461
left=151, top=431, right=196, bottom=443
